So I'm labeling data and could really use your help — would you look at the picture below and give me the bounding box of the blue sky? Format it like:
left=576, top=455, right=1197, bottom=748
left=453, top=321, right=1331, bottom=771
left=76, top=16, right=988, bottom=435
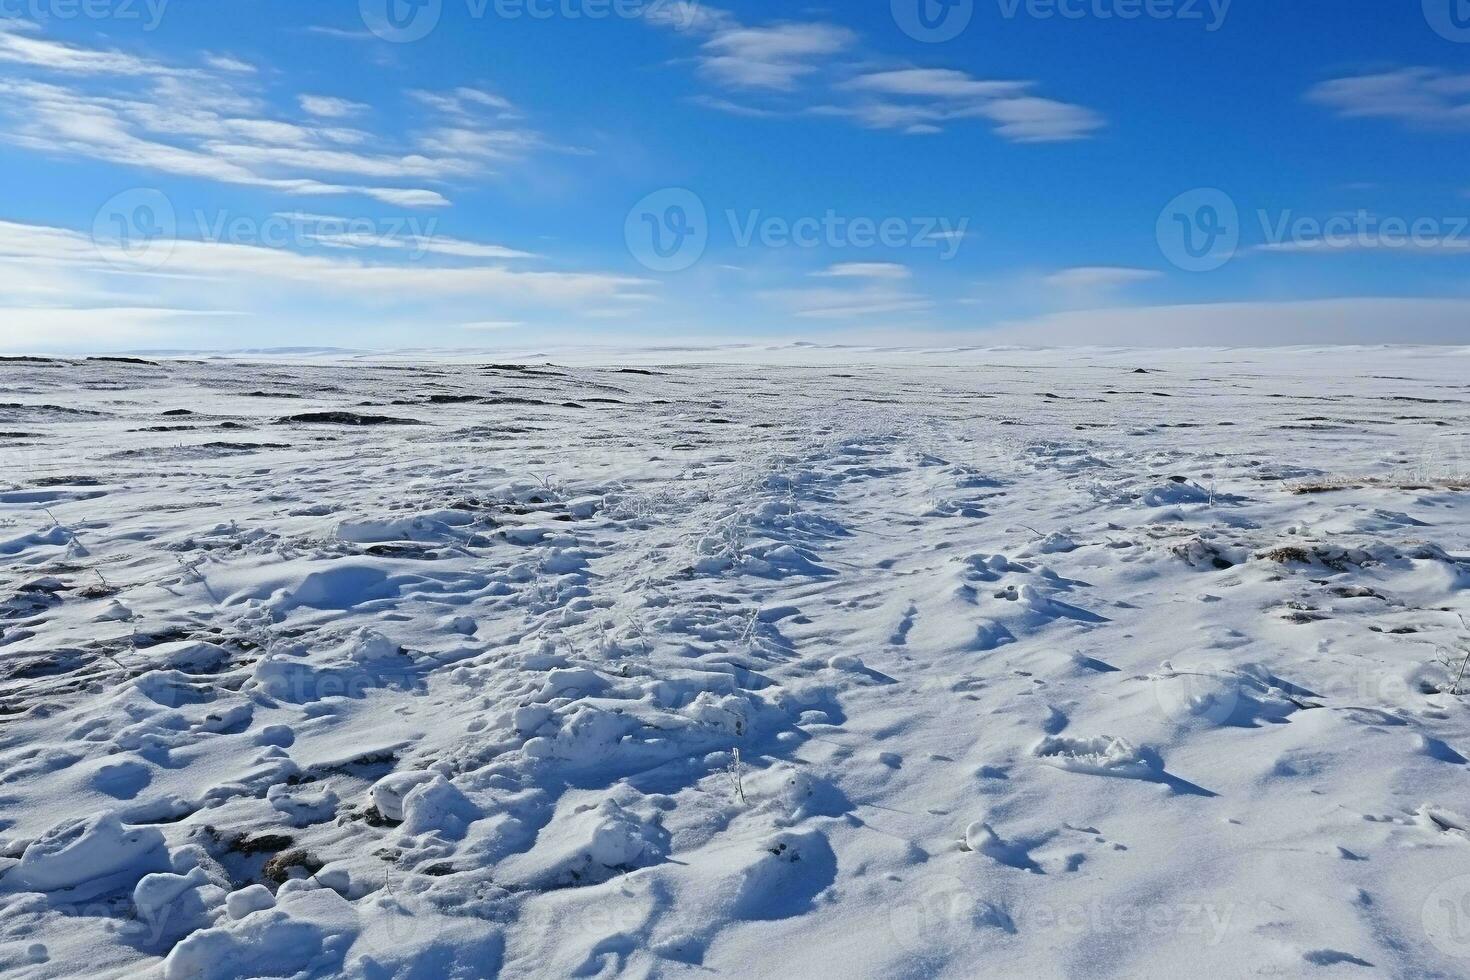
left=1, top=0, right=1469, bottom=350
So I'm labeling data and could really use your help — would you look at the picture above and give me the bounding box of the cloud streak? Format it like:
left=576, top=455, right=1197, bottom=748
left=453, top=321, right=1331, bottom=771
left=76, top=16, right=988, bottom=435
left=1307, top=68, right=1470, bottom=130
left=651, top=7, right=1103, bottom=143
left=0, top=22, right=559, bottom=208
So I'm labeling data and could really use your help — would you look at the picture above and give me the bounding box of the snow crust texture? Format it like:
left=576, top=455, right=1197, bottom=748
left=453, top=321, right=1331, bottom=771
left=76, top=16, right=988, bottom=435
left=1, top=348, right=1469, bottom=977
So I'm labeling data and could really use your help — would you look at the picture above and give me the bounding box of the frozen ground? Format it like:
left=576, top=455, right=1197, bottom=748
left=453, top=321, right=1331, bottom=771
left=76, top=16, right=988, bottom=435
left=1, top=346, right=1469, bottom=979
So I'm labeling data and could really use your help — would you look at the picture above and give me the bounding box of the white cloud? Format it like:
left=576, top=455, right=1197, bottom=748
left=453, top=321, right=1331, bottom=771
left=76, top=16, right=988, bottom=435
left=408, top=87, right=517, bottom=117
left=0, top=20, right=180, bottom=75
left=686, top=94, right=782, bottom=118
left=303, top=25, right=377, bottom=41
left=1307, top=68, right=1470, bottom=129
left=763, top=283, right=932, bottom=319
left=650, top=7, right=1102, bottom=142
left=458, top=320, right=524, bottom=331
left=643, top=1, right=730, bottom=34
left=1044, top=266, right=1161, bottom=289
left=0, top=219, right=647, bottom=303
left=840, top=69, right=1104, bottom=142
left=299, top=94, right=367, bottom=118
left=204, top=54, right=255, bottom=74
left=1257, top=235, right=1470, bottom=254
left=0, top=306, right=240, bottom=351
left=293, top=223, right=540, bottom=260
left=700, top=23, right=856, bottom=90
left=970, top=96, right=1105, bottom=143
left=199, top=141, right=475, bottom=181
left=979, top=298, right=1470, bottom=346
left=0, top=217, right=652, bottom=349
left=413, top=126, right=547, bottom=161
left=812, top=262, right=912, bottom=280
left=847, top=69, right=1027, bottom=101
left=0, top=78, right=454, bottom=207
left=0, top=24, right=557, bottom=209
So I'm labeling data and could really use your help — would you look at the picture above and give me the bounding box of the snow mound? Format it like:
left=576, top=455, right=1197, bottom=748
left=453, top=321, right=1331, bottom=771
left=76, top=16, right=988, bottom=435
left=1032, top=735, right=1160, bottom=779
left=1, top=813, right=170, bottom=901
left=162, top=885, right=359, bottom=980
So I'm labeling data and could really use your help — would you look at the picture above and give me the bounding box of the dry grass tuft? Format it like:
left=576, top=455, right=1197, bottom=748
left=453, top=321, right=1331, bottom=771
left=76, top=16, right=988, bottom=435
left=1288, top=476, right=1470, bottom=495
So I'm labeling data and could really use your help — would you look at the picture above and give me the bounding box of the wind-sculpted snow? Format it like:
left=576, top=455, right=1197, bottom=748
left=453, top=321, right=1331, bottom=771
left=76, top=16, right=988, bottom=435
left=0, top=348, right=1469, bottom=977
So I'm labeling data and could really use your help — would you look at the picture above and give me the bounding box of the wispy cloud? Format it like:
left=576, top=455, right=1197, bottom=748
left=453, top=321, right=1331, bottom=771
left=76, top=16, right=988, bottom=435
left=847, top=69, right=1027, bottom=101
left=1307, top=68, right=1470, bottom=130
left=0, top=22, right=559, bottom=208
left=649, top=7, right=1102, bottom=143
left=837, top=69, right=1104, bottom=142
left=408, top=87, right=517, bottom=117
left=686, top=94, right=783, bottom=118
left=303, top=25, right=377, bottom=41
left=0, top=306, right=241, bottom=351
left=0, top=19, right=181, bottom=75
left=457, top=320, right=524, bottom=331
left=281, top=214, right=540, bottom=259
left=0, top=217, right=651, bottom=348
left=204, top=53, right=255, bottom=74
left=699, top=23, right=856, bottom=91
left=0, top=219, right=644, bottom=299
left=1044, top=266, right=1161, bottom=289
left=1256, top=236, right=1470, bottom=254
left=981, top=298, right=1470, bottom=346
left=299, top=94, right=368, bottom=119
left=812, top=262, right=912, bottom=280
left=763, top=282, right=933, bottom=319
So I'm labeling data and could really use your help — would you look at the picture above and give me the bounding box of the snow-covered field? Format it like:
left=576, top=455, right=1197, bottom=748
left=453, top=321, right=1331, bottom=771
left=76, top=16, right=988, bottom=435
left=2, top=347, right=1469, bottom=979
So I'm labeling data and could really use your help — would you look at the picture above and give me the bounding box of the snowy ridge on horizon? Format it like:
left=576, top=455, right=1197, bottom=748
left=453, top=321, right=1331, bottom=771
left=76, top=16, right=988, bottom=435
left=13, top=341, right=1470, bottom=366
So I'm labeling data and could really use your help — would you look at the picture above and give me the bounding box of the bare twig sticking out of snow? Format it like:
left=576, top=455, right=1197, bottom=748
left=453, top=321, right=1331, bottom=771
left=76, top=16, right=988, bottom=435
left=1448, top=614, right=1470, bottom=696
left=42, top=504, right=109, bottom=588
left=1450, top=651, right=1470, bottom=697
left=728, top=748, right=747, bottom=806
